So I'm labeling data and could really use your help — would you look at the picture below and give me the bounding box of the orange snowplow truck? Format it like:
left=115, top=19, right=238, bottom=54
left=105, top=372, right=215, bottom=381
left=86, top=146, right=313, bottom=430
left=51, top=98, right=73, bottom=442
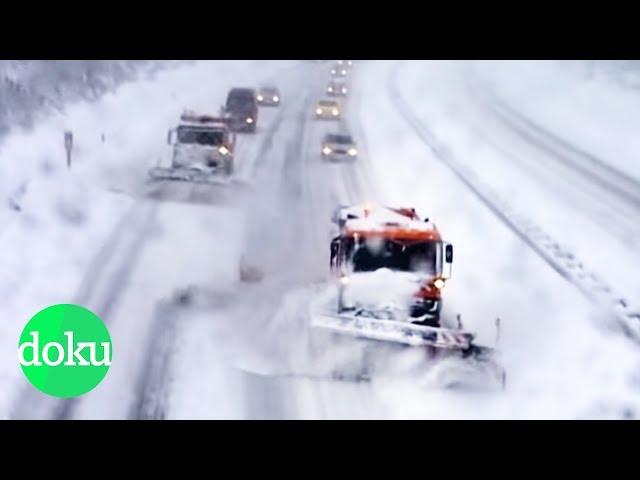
left=330, top=204, right=453, bottom=327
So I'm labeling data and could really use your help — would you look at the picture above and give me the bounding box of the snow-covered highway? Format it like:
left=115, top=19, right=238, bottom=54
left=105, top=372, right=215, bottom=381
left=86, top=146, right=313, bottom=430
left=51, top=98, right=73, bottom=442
left=2, top=60, right=640, bottom=419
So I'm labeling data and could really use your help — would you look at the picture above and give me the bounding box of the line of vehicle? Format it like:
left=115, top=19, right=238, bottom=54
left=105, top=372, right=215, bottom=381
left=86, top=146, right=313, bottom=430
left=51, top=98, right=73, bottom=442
left=388, top=64, right=640, bottom=340
left=237, top=67, right=366, bottom=419
left=132, top=69, right=317, bottom=420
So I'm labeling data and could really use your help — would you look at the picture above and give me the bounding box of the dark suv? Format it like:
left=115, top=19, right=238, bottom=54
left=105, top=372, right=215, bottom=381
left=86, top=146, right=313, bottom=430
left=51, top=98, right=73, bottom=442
left=225, top=88, right=258, bottom=133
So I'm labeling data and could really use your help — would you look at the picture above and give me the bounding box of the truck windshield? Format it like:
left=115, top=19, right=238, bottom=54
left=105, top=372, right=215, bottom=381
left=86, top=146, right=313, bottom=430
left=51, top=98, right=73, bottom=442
left=350, top=239, right=439, bottom=275
left=177, top=127, right=224, bottom=146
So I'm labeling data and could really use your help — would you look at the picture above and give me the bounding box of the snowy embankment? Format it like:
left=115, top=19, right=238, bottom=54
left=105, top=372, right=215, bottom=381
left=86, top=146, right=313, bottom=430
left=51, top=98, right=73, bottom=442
left=0, top=61, right=292, bottom=418
left=352, top=60, right=640, bottom=419
left=391, top=61, right=640, bottom=310
left=470, top=60, right=640, bottom=183
left=0, top=61, right=168, bottom=135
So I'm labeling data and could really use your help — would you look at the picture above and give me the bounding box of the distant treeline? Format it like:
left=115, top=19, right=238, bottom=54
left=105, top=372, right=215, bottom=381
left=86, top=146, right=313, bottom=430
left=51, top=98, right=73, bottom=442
left=0, top=60, right=181, bottom=135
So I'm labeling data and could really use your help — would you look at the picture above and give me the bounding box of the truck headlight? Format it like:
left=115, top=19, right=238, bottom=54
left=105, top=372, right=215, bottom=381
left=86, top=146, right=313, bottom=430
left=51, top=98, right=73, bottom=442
left=218, top=146, right=230, bottom=156
left=246, top=117, right=254, bottom=124
left=328, top=87, right=333, bottom=93
left=331, top=69, right=336, bottom=74
left=342, top=88, right=347, bottom=94
left=322, top=146, right=332, bottom=155
left=316, top=108, right=323, bottom=115
left=339, top=275, right=350, bottom=286
left=273, top=96, right=279, bottom=102
left=433, top=278, right=446, bottom=290
left=257, top=95, right=264, bottom=101
left=341, top=70, right=347, bottom=75
left=348, top=148, right=357, bottom=156
left=332, top=108, right=339, bottom=116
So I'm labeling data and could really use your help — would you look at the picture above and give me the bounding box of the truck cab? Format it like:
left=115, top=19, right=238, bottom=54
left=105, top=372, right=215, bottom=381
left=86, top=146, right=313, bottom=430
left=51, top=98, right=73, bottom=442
left=168, top=114, right=236, bottom=175
left=330, top=205, right=453, bottom=327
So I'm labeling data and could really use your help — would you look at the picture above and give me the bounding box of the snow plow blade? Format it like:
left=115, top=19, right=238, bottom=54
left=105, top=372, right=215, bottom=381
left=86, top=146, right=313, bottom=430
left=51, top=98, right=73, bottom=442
left=148, top=167, right=231, bottom=185
left=312, top=311, right=474, bottom=349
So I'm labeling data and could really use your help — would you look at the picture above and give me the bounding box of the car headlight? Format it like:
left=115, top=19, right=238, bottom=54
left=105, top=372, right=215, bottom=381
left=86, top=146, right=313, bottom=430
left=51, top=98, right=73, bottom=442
left=348, top=148, right=357, bottom=156
left=331, top=69, right=336, bottom=74
left=342, top=88, right=347, bottom=94
left=339, top=275, right=350, bottom=286
left=218, top=146, right=230, bottom=156
left=433, top=278, right=446, bottom=290
left=322, top=146, right=332, bottom=155
left=341, top=70, right=347, bottom=75
left=328, top=87, right=333, bottom=93
left=332, top=108, right=339, bottom=116
left=273, top=96, right=279, bottom=102
left=257, top=95, right=264, bottom=101
left=246, top=117, right=254, bottom=124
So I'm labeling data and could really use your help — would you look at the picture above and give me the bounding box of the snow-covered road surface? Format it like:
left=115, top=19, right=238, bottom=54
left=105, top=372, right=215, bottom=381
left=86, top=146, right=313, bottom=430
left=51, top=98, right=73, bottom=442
left=4, top=60, right=297, bottom=418
left=3, top=60, right=640, bottom=419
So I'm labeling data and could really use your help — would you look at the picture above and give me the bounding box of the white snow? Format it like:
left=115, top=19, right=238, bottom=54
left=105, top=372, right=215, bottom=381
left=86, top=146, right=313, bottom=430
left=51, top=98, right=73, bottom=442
left=0, top=60, right=293, bottom=418
left=315, top=269, right=421, bottom=318
left=353, top=60, right=640, bottom=418
left=3, top=60, right=640, bottom=419
left=471, top=60, right=640, bottom=182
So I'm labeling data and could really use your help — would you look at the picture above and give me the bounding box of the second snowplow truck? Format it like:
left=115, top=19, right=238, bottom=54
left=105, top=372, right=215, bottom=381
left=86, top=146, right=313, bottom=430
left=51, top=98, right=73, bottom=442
left=149, top=112, right=236, bottom=183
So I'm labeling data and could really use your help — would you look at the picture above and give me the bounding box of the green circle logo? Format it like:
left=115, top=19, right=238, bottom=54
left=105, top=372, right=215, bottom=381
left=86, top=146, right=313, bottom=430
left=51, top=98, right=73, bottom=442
left=18, top=304, right=112, bottom=398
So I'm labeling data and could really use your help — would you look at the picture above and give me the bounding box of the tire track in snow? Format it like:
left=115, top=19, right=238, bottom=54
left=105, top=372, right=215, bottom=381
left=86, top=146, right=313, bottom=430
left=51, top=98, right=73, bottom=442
left=10, top=199, right=159, bottom=420
left=464, top=79, right=640, bottom=250
left=481, top=85, right=640, bottom=210
left=131, top=299, right=179, bottom=420
left=131, top=69, right=313, bottom=420
left=388, top=63, right=640, bottom=341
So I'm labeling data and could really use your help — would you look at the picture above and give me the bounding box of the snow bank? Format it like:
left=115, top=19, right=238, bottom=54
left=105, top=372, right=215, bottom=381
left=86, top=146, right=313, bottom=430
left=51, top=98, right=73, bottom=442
left=471, top=60, right=640, bottom=182
left=0, top=171, right=131, bottom=417
left=0, top=60, right=294, bottom=203
left=353, top=60, right=640, bottom=419
left=0, top=61, right=293, bottom=418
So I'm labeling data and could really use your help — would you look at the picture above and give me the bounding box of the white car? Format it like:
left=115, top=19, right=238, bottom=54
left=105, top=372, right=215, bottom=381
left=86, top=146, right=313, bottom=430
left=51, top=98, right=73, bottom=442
left=315, top=100, right=342, bottom=120
left=327, top=81, right=348, bottom=97
left=256, top=86, right=281, bottom=106
left=330, top=65, right=348, bottom=77
left=321, top=133, right=358, bottom=161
